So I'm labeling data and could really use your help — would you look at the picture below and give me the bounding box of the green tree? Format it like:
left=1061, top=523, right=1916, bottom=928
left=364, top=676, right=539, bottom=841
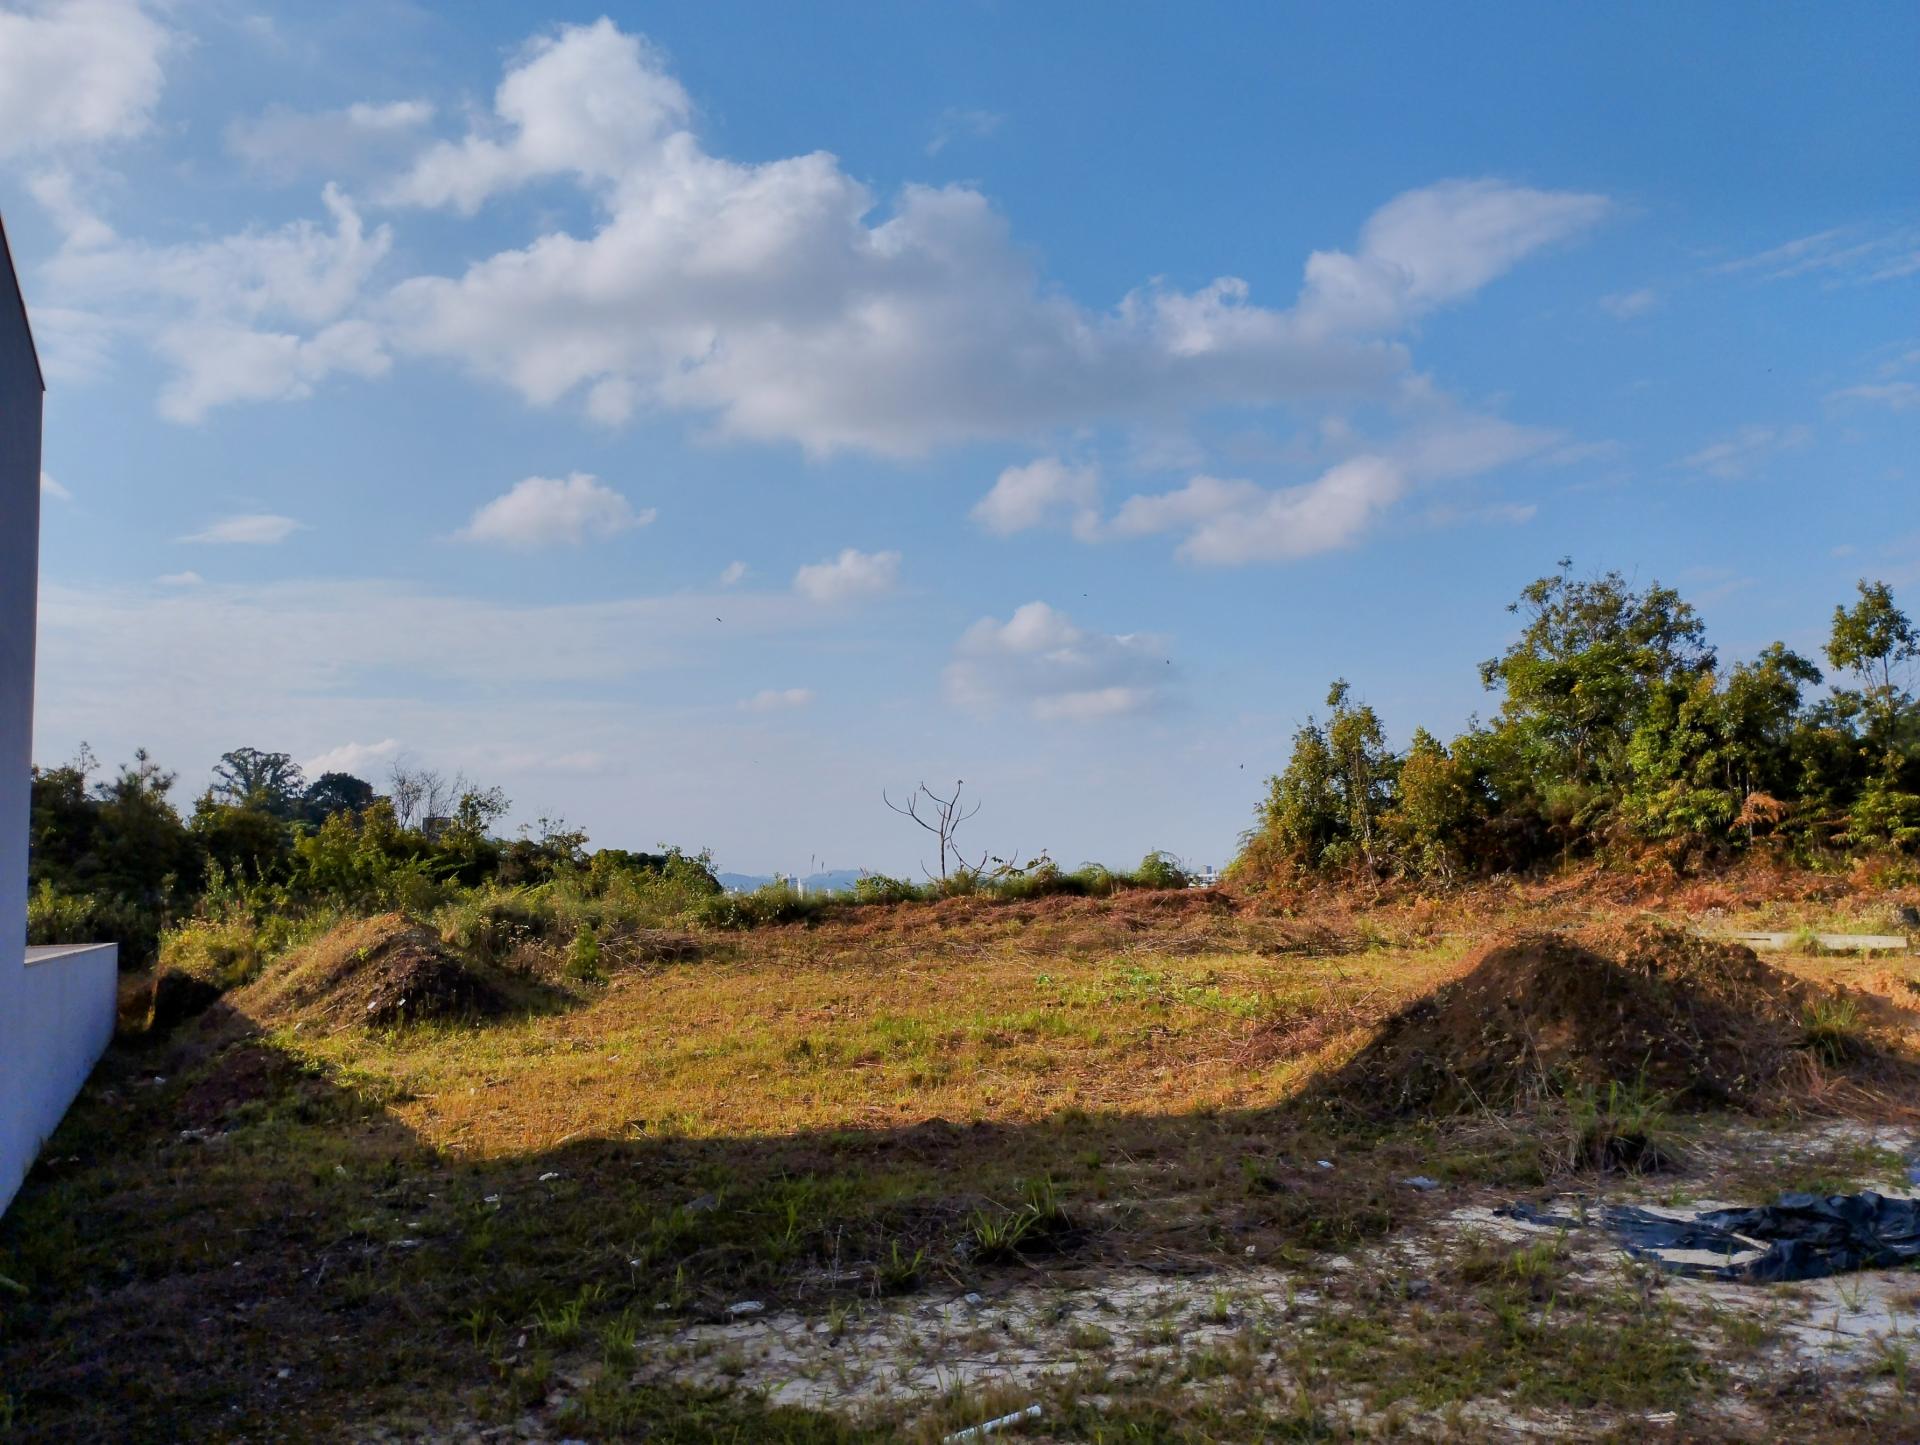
left=1826, top=580, right=1918, bottom=768
left=1479, top=562, right=1714, bottom=840
left=1323, top=680, right=1394, bottom=871
left=210, top=747, right=307, bottom=818
left=1387, top=728, right=1473, bottom=878
left=302, top=771, right=375, bottom=822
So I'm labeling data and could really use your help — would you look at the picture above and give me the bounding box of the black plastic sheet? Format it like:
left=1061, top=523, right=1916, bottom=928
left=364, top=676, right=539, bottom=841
left=1497, top=1192, right=1920, bottom=1283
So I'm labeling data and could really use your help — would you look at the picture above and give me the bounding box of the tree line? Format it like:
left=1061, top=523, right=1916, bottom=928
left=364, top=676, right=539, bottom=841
left=1236, top=565, right=1919, bottom=882
left=25, top=746, right=685, bottom=964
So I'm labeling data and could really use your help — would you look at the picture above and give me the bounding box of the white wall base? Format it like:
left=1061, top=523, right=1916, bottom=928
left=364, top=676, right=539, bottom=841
left=0, top=943, right=118, bottom=1215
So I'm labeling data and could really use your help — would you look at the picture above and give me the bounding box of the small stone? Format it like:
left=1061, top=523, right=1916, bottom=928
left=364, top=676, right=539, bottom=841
left=727, top=1300, right=765, bottom=1317
left=686, top=1193, right=719, bottom=1213
left=538, top=1171, right=562, bottom=1182
left=1402, top=1175, right=1441, bottom=1191
left=1316, top=1159, right=1334, bottom=1170
left=962, top=1292, right=984, bottom=1307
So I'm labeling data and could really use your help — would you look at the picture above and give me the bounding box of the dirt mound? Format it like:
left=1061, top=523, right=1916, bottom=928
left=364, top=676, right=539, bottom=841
left=236, top=913, right=513, bottom=1032
left=1323, top=923, right=1823, bottom=1116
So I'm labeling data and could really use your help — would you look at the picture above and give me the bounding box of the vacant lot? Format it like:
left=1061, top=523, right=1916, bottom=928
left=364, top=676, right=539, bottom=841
left=4, top=886, right=1920, bottom=1441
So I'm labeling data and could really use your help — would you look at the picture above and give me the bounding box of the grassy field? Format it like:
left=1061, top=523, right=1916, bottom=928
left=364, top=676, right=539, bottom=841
left=3, top=884, right=1920, bottom=1440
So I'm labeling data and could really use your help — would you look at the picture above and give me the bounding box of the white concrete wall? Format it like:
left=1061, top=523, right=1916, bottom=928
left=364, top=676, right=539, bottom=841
left=1, top=216, right=119, bottom=1215
left=1, top=945, right=118, bottom=1209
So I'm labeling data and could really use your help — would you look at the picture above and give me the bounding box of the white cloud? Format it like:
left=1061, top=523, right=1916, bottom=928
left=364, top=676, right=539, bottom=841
left=456, top=472, right=652, bottom=547
left=380, top=20, right=1606, bottom=455
left=972, top=457, right=1100, bottom=538
left=1599, top=287, right=1659, bottom=319
left=155, top=570, right=202, bottom=586
left=39, top=183, right=393, bottom=417
left=793, top=547, right=900, bottom=603
left=0, top=0, right=170, bottom=158
left=1293, top=178, right=1610, bottom=335
left=1829, top=382, right=1920, bottom=413
left=945, top=601, right=1167, bottom=721
left=1104, top=412, right=1555, bottom=565
left=1115, top=458, right=1406, bottom=565
left=1679, top=424, right=1814, bottom=479
left=381, top=18, right=691, bottom=213
left=39, top=471, right=71, bottom=502
left=1716, top=226, right=1920, bottom=285
left=741, top=687, right=814, bottom=712
left=719, top=560, right=749, bottom=586
left=303, top=738, right=400, bottom=776
left=926, top=107, right=1003, bottom=157
left=227, top=99, right=436, bottom=180
left=179, top=514, right=304, bottom=545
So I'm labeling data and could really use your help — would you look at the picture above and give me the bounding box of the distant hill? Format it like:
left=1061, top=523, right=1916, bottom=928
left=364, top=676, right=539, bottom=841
left=716, top=869, right=871, bottom=894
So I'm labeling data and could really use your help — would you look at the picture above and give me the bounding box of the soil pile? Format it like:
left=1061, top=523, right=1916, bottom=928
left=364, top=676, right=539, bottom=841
left=1324, top=923, right=1823, bottom=1115
left=236, top=913, right=512, bottom=1031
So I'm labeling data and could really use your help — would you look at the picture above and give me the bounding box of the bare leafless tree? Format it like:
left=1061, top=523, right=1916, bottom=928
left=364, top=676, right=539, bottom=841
left=387, top=759, right=428, bottom=828
left=884, top=779, right=985, bottom=880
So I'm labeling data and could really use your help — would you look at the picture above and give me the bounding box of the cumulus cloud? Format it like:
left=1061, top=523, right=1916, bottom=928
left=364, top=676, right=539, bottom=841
left=40, top=183, right=393, bottom=418
left=381, top=19, right=691, bottom=213
left=1104, top=413, right=1556, bottom=565
left=380, top=20, right=1606, bottom=454
left=303, top=738, right=400, bottom=776
left=1679, top=424, right=1813, bottom=479
left=155, top=570, right=202, bottom=586
left=972, top=457, right=1100, bottom=538
left=945, top=602, right=1168, bottom=721
left=0, top=0, right=170, bottom=158
left=456, top=472, right=652, bottom=546
left=793, top=548, right=900, bottom=603
left=39, top=471, right=71, bottom=502
left=179, top=514, right=303, bottom=545
left=741, top=687, right=814, bottom=712
left=719, top=560, right=749, bottom=586
left=227, top=99, right=436, bottom=180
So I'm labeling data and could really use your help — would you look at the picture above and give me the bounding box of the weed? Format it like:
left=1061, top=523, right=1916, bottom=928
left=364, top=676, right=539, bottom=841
left=1799, top=996, right=1864, bottom=1066
left=876, top=1240, right=925, bottom=1295
left=1559, top=1076, right=1679, bottom=1175
left=966, top=1205, right=1034, bottom=1264
left=534, top=1284, right=604, bottom=1345
left=600, top=1315, right=639, bottom=1374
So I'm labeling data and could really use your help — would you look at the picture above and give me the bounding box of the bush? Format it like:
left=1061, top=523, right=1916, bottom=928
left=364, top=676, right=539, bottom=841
left=436, top=886, right=556, bottom=966
left=1130, top=851, right=1190, bottom=890
left=692, top=882, right=827, bottom=930
left=851, top=873, right=925, bottom=905
left=160, top=902, right=333, bottom=990
left=26, top=880, right=166, bottom=964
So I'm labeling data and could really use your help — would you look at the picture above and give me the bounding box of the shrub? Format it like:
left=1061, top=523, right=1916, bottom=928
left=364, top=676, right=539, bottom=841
left=692, top=882, right=826, bottom=930
left=1130, top=851, right=1190, bottom=890
left=852, top=873, right=924, bottom=905
left=26, top=880, right=166, bottom=964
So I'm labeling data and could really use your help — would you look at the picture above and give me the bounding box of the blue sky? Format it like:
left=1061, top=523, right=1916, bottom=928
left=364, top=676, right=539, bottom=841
left=4, top=1, right=1916, bottom=877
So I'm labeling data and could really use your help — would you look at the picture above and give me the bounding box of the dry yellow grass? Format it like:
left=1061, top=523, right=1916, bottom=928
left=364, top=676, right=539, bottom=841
left=296, top=917, right=1468, bottom=1156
